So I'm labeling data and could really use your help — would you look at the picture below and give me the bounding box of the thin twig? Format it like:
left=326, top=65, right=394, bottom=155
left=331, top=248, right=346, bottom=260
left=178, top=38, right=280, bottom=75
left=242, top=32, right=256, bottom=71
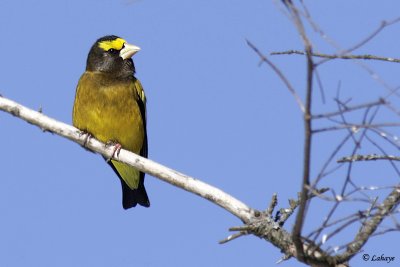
left=246, top=39, right=305, bottom=113
left=278, top=188, right=328, bottom=226
left=338, top=154, right=400, bottom=163
left=266, top=193, right=278, bottom=215
left=365, top=133, right=400, bottom=177
left=312, top=99, right=386, bottom=119
left=219, top=231, right=248, bottom=244
left=313, top=123, right=400, bottom=134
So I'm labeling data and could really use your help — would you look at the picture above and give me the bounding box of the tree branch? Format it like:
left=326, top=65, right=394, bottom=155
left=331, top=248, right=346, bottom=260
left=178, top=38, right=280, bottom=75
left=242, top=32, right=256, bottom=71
left=338, top=154, right=400, bottom=163
left=312, top=99, right=387, bottom=119
left=0, top=95, right=254, bottom=223
left=246, top=39, right=305, bottom=113
left=271, top=50, right=400, bottom=63
left=334, top=186, right=400, bottom=263
left=284, top=0, right=315, bottom=262
left=0, top=94, right=356, bottom=266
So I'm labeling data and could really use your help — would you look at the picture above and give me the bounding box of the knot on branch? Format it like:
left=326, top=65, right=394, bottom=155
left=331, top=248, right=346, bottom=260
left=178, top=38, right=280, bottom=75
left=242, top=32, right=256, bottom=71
left=220, top=188, right=329, bottom=246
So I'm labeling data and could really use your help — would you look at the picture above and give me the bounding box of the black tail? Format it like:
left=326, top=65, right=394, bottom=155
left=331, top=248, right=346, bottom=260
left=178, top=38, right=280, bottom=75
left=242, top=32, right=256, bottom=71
left=120, top=173, right=150, bottom=209
left=105, top=157, right=150, bottom=209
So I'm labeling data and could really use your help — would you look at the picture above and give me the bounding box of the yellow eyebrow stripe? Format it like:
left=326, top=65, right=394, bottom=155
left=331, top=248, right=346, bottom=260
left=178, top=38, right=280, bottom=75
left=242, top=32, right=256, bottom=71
left=98, top=38, right=126, bottom=51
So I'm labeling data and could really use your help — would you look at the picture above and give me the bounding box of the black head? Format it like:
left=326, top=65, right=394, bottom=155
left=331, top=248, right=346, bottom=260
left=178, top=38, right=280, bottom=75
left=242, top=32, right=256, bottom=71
left=86, top=35, right=140, bottom=79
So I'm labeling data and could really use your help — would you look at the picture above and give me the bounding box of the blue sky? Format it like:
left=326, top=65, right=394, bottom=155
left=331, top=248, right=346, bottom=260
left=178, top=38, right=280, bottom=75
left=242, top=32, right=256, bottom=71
left=1, top=0, right=400, bottom=266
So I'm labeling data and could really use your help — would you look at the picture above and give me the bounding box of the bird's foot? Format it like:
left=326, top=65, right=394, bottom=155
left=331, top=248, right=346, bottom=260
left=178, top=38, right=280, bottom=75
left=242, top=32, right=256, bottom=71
left=105, top=141, right=122, bottom=162
left=79, top=131, right=93, bottom=148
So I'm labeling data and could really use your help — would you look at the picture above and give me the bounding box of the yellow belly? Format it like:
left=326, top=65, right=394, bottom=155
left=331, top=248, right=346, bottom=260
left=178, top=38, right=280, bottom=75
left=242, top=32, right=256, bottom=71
left=72, top=71, right=145, bottom=189
left=73, top=72, right=144, bottom=153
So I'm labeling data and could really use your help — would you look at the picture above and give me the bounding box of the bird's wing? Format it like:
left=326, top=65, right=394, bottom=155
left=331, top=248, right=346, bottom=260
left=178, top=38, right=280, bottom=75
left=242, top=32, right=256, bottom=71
left=133, top=78, right=148, bottom=159
left=127, top=78, right=150, bottom=207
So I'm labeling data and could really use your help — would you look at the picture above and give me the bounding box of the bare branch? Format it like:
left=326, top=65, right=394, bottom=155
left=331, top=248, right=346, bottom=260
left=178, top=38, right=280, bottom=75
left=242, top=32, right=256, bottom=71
left=271, top=50, right=400, bottom=63
left=0, top=95, right=254, bottom=223
left=312, top=99, right=387, bottom=120
left=283, top=0, right=316, bottom=261
left=313, top=123, right=400, bottom=134
left=0, top=94, right=348, bottom=266
left=246, top=39, right=305, bottom=113
left=338, top=154, right=400, bottom=163
left=265, top=193, right=278, bottom=215
left=278, top=188, right=328, bottom=226
left=334, top=187, right=400, bottom=263
left=219, top=231, right=249, bottom=244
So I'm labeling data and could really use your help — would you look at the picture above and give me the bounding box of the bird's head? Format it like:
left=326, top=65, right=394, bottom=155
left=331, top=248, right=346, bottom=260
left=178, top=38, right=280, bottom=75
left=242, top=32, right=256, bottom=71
left=86, top=35, right=141, bottom=78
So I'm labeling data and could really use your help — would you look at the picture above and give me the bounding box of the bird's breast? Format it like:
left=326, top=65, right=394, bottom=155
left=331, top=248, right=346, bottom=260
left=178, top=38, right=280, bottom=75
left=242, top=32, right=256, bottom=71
left=73, top=73, right=144, bottom=154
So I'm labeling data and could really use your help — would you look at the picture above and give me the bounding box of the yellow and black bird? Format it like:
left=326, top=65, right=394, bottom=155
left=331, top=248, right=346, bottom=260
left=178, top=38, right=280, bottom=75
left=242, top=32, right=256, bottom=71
left=72, top=35, right=150, bottom=209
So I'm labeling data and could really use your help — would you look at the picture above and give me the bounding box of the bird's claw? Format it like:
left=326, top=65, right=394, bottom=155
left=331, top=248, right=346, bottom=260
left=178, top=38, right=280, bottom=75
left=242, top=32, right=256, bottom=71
left=106, top=141, right=122, bottom=162
left=79, top=131, right=93, bottom=147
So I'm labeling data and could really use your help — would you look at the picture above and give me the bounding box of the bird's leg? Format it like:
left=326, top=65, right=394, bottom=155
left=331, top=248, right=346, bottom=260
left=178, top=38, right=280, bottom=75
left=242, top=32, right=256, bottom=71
left=105, top=140, right=122, bottom=162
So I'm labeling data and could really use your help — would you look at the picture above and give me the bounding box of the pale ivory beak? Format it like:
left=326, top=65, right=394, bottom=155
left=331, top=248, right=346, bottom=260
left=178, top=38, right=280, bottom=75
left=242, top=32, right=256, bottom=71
left=120, top=43, right=141, bottom=60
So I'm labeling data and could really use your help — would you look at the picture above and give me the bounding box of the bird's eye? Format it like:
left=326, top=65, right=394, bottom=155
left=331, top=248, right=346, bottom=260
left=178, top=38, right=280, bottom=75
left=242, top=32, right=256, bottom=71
left=108, top=48, right=116, bottom=53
